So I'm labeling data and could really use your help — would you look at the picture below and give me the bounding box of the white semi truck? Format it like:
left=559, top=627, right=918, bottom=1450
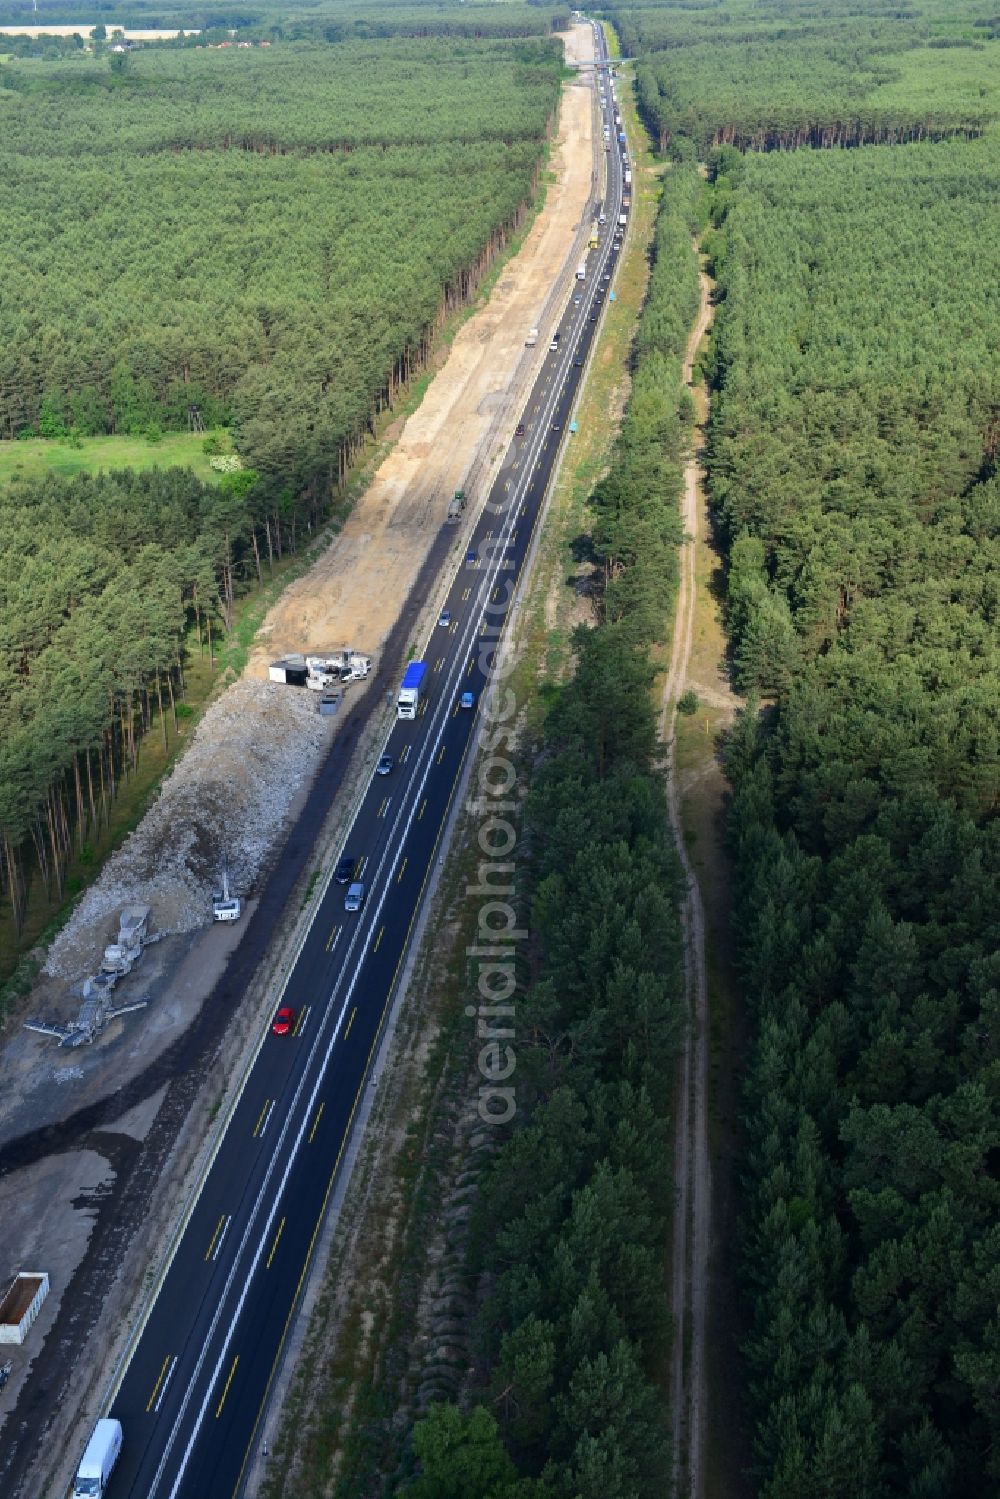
left=397, top=660, right=427, bottom=720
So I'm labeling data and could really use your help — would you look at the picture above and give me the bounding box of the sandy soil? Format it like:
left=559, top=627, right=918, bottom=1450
left=0, top=27, right=597, bottom=1494
left=249, top=46, right=597, bottom=675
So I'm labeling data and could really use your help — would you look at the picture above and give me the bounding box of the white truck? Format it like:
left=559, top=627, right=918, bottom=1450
left=576, top=262, right=587, bottom=281
left=525, top=326, right=539, bottom=347
left=397, top=660, right=427, bottom=720
left=74, top=1418, right=122, bottom=1497
left=305, top=651, right=371, bottom=689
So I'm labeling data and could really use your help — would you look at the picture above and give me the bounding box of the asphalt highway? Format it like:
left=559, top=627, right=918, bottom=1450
left=105, top=27, right=624, bottom=1498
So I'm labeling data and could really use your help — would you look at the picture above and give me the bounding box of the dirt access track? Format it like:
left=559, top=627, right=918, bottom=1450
left=0, top=27, right=596, bottom=1498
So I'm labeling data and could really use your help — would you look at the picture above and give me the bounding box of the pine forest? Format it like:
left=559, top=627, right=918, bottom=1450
left=0, top=24, right=563, bottom=941
left=603, top=0, right=1000, bottom=1494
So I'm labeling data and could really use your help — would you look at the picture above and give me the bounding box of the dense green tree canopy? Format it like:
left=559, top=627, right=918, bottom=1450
left=604, top=0, right=1000, bottom=152
left=706, top=134, right=1000, bottom=1496
left=0, top=37, right=562, bottom=477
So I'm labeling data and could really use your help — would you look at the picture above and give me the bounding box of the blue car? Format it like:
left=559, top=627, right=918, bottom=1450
left=460, top=691, right=476, bottom=710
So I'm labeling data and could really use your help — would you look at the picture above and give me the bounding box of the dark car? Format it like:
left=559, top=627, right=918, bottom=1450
left=272, top=1006, right=296, bottom=1036
left=334, top=855, right=356, bottom=884
left=376, top=753, right=394, bottom=776
left=466, top=550, right=477, bottom=565
left=552, top=419, right=561, bottom=431
left=574, top=355, right=584, bottom=367
left=515, top=422, right=525, bottom=437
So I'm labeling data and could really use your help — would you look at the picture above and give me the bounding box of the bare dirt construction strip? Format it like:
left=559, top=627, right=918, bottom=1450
left=249, top=31, right=597, bottom=674
left=661, top=262, right=723, bottom=1499
left=0, top=28, right=596, bottom=1499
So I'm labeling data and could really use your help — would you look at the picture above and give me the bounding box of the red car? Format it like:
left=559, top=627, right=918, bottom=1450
left=272, top=1006, right=296, bottom=1036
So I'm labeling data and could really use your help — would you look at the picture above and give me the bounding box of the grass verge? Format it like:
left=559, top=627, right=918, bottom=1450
left=0, top=429, right=222, bottom=486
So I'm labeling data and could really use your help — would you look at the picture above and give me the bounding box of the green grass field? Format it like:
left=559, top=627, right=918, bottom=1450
left=0, top=431, right=221, bottom=486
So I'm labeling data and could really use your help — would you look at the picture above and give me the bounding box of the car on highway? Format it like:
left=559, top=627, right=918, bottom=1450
left=574, top=354, right=584, bottom=367
left=345, top=881, right=365, bottom=912
left=515, top=422, right=525, bottom=436
left=552, top=418, right=561, bottom=431
left=438, top=609, right=451, bottom=628
left=466, top=550, right=477, bottom=565
left=460, top=691, right=476, bottom=710
left=590, top=310, right=598, bottom=321
left=272, top=1006, right=296, bottom=1036
left=334, top=854, right=356, bottom=884
left=376, top=753, right=394, bottom=776
left=573, top=295, right=581, bottom=306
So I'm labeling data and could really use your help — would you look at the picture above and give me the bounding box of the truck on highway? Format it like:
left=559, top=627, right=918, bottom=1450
left=525, top=326, right=539, bottom=347
left=589, top=225, right=599, bottom=248
left=618, top=211, right=628, bottom=227
left=397, top=660, right=427, bottom=720
left=74, top=1418, right=123, bottom=1497
left=576, top=261, right=587, bottom=281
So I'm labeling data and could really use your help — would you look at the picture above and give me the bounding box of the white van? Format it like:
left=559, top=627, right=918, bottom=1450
left=74, top=1419, right=123, bottom=1497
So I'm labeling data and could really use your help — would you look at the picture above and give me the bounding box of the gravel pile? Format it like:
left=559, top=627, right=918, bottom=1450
left=44, top=681, right=334, bottom=982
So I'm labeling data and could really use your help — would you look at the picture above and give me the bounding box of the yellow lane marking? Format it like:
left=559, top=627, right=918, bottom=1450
left=418, top=798, right=427, bottom=819
left=345, top=1006, right=357, bottom=1039
left=253, top=1101, right=273, bottom=1139
left=146, top=1356, right=173, bottom=1414
left=308, top=1104, right=325, bottom=1144
left=433, top=657, right=444, bottom=673
left=461, top=587, right=471, bottom=602
left=266, top=1218, right=286, bottom=1269
left=400, top=743, right=411, bottom=763
left=437, top=744, right=447, bottom=765
left=396, top=856, right=408, bottom=884
left=205, top=1215, right=226, bottom=1261
left=293, top=1009, right=307, bottom=1037
left=372, top=926, right=385, bottom=954
left=326, top=923, right=340, bottom=951
left=356, top=855, right=367, bottom=875
left=215, top=1356, right=239, bottom=1418
left=377, top=797, right=389, bottom=818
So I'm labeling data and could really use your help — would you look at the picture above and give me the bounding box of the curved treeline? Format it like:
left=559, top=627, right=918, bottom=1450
left=0, top=39, right=562, bottom=487
left=398, top=170, right=703, bottom=1499
left=605, top=0, right=1000, bottom=154
left=707, top=140, right=1000, bottom=1495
